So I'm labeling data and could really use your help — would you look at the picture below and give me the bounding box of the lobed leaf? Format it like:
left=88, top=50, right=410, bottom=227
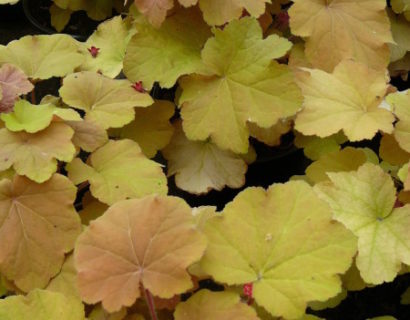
left=67, top=139, right=167, bottom=205
left=74, top=195, right=207, bottom=312
left=0, top=174, right=81, bottom=291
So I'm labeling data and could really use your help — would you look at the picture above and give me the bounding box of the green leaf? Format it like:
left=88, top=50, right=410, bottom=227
left=67, top=139, right=167, bottom=205
left=180, top=17, right=301, bottom=153
left=124, top=7, right=211, bottom=90
left=200, top=181, right=357, bottom=319
left=60, top=71, right=153, bottom=129
left=0, top=34, right=83, bottom=80
left=0, top=289, right=85, bottom=320
left=1, top=100, right=81, bottom=133
left=315, top=163, right=410, bottom=284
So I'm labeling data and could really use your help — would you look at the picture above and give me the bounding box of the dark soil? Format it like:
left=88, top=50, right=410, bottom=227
left=1, top=2, right=410, bottom=319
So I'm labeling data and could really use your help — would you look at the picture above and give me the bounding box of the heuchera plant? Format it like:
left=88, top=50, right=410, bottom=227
left=0, top=0, right=409, bottom=319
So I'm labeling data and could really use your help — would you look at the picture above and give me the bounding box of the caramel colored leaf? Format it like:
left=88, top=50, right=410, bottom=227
left=0, top=174, right=81, bottom=291
left=174, top=289, right=259, bottom=320
left=200, top=181, right=357, bottom=319
left=289, top=0, right=393, bottom=72
left=124, top=7, right=210, bottom=90
left=379, top=134, right=410, bottom=166
left=315, top=163, right=410, bottom=284
left=0, top=289, right=85, bottom=320
left=67, top=118, right=108, bottom=153
left=163, top=123, right=247, bottom=194
left=112, top=100, right=174, bottom=158
left=60, top=71, right=153, bottom=129
left=0, top=34, right=83, bottom=80
left=0, top=122, right=75, bottom=182
left=74, top=195, right=207, bottom=312
left=67, top=139, right=167, bottom=205
left=295, top=60, right=394, bottom=141
left=79, top=192, right=109, bottom=225
left=0, top=64, right=33, bottom=113
left=180, top=17, right=301, bottom=153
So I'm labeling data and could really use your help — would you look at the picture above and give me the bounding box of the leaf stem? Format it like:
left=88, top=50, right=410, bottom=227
left=143, top=286, right=158, bottom=320
left=30, top=88, right=36, bottom=104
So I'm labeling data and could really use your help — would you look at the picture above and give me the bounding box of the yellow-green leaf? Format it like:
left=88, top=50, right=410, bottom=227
left=1, top=100, right=81, bottom=133
left=386, top=90, right=410, bottom=153
left=0, top=289, right=85, bottom=320
left=295, top=60, right=394, bottom=141
left=60, top=71, right=153, bottom=129
left=74, top=195, right=207, bottom=312
left=81, top=16, right=136, bottom=78
left=67, top=139, right=167, bottom=205
left=200, top=181, right=357, bottom=319
left=0, top=34, right=83, bottom=80
left=180, top=17, right=301, bottom=153
left=124, top=7, right=210, bottom=90
left=315, top=163, right=410, bottom=284
left=47, top=255, right=80, bottom=299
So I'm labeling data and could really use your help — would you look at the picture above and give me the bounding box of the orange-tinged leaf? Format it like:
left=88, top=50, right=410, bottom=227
left=67, top=139, right=167, bottom=205
left=295, top=60, right=395, bottom=141
left=200, top=181, right=357, bottom=319
left=0, top=122, right=75, bottom=183
left=74, top=195, right=207, bottom=312
left=0, top=174, right=81, bottom=292
left=0, top=64, right=33, bottom=113
left=289, top=0, right=393, bottom=72
left=67, top=118, right=108, bottom=153
left=174, top=289, right=259, bottom=320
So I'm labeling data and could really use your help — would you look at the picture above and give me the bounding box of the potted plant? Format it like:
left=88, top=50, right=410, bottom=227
left=0, top=0, right=409, bottom=319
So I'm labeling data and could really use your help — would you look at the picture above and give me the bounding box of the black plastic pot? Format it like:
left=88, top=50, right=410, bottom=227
left=22, top=0, right=98, bottom=41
